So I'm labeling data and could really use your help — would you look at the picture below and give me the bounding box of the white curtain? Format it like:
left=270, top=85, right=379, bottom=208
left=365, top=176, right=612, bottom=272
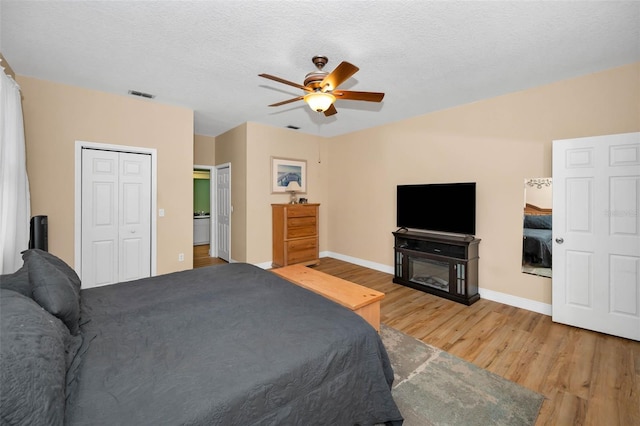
left=0, top=66, right=31, bottom=274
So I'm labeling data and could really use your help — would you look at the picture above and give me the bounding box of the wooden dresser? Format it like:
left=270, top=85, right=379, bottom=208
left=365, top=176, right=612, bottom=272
left=272, top=203, right=319, bottom=267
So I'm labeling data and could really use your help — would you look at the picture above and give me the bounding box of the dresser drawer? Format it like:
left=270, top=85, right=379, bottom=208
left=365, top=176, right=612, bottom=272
left=287, top=206, right=316, bottom=218
left=286, top=240, right=318, bottom=264
left=287, top=225, right=316, bottom=239
left=287, top=238, right=317, bottom=252
left=287, top=216, right=316, bottom=229
left=287, top=249, right=317, bottom=264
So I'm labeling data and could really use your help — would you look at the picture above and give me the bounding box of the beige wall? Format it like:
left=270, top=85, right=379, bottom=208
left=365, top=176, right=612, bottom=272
left=325, top=62, right=640, bottom=305
left=18, top=76, right=195, bottom=274
left=194, top=134, right=215, bottom=165
left=212, top=122, right=327, bottom=264
left=18, top=62, right=638, bottom=307
left=215, top=123, right=247, bottom=262
left=245, top=122, right=327, bottom=264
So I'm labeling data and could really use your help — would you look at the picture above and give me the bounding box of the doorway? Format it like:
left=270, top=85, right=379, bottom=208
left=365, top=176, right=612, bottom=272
left=193, top=166, right=212, bottom=248
left=193, top=163, right=231, bottom=263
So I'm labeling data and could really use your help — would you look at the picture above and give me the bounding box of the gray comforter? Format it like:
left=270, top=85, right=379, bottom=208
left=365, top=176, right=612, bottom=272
left=65, top=263, right=403, bottom=425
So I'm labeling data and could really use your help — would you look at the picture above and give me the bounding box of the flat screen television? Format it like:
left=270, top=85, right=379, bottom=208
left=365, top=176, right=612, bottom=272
left=396, top=182, right=476, bottom=236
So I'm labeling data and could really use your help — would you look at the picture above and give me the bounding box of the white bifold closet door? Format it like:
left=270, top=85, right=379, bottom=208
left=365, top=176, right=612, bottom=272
left=81, top=148, right=151, bottom=288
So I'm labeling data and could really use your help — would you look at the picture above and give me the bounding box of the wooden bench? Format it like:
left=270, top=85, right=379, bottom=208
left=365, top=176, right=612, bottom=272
left=272, top=264, right=385, bottom=332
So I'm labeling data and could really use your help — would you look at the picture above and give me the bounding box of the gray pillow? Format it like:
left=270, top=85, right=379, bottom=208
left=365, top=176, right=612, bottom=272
left=25, top=250, right=81, bottom=335
left=22, top=249, right=81, bottom=294
left=0, top=262, right=31, bottom=297
left=523, top=214, right=552, bottom=230
left=0, top=289, right=70, bottom=426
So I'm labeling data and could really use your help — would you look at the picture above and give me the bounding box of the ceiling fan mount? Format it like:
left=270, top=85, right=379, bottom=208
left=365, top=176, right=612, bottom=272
left=259, top=55, right=384, bottom=117
left=311, top=55, right=328, bottom=70
left=303, top=56, right=330, bottom=88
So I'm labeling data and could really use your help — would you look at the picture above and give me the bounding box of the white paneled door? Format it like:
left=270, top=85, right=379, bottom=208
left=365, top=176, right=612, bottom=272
left=81, top=148, right=151, bottom=288
left=552, top=132, right=640, bottom=341
left=216, top=163, right=231, bottom=262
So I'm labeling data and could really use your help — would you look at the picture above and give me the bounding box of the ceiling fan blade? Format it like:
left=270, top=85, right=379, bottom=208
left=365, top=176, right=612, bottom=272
left=333, top=90, right=385, bottom=102
left=324, top=104, right=338, bottom=117
left=268, top=96, right=304, bottom=107
left=320, top=61, right=359, bottom=91
left=259, top=73, right=312, bottom=92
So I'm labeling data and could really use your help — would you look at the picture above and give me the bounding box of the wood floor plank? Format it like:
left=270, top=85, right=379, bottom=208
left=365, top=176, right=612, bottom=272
left=308, top=257, right=640, bottom=426
left=193, top=244, right=227, bottom=268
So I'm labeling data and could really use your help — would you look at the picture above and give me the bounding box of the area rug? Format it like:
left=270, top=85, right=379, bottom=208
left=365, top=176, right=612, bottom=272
left=380, top=324, right=544, bottom=426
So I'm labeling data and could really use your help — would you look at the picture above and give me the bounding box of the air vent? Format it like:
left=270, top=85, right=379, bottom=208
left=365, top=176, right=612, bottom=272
left=128, top=90, right=155, bottom=99
left=286, top=125, right=300, bottom=130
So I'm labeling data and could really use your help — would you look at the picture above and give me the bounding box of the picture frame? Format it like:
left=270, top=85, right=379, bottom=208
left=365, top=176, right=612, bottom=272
left=271, top=157, right=307, bottom=193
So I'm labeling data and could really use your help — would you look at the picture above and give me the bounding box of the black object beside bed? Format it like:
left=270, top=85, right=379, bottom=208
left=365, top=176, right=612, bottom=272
left=1, top=250, right=403, bottom=425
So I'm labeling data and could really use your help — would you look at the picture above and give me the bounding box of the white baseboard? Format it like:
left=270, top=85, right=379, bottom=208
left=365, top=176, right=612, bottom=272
left=322, top=251, right=395, bottom=274
left=254, top=261, right=272, bottom=270
left=320, top=251, right=552, bottom=316
left=478, top=288, right=552, bottom=316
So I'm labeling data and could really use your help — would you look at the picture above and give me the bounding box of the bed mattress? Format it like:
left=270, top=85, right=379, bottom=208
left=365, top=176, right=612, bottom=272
left=65, top=263, right=402, bottom=425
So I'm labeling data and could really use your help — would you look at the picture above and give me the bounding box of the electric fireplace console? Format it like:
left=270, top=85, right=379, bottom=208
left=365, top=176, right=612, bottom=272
left=392, top=230, right=480, bottom=305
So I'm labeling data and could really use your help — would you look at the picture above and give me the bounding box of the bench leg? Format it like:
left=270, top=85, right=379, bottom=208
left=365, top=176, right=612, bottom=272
left=354, top=301, right=380, bottom=332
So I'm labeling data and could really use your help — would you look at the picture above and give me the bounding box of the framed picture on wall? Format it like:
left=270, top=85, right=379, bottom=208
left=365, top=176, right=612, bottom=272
left=271, top=157, right=307, bottom=193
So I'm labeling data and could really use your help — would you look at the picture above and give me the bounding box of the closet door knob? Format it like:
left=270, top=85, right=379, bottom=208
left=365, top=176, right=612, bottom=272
left=555, top=238, right=564, bottom=244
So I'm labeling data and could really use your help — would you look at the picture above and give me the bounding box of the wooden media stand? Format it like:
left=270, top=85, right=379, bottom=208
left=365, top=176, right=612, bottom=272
left=393, top=230, right=480, bottom=305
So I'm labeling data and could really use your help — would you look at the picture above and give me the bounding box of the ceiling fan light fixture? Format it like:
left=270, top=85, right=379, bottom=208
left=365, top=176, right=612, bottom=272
left=260, top=56, right=384, bottom=115
left=304, top=91, right=335, bottom=112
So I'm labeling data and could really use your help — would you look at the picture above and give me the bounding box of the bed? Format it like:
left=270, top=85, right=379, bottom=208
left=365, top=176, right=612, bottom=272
left=522, top=205, right=552, bottom=268
left=0, top=249, right=403, bottom=425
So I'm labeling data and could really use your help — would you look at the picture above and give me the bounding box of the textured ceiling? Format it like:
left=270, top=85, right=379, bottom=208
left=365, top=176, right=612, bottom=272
left=1, top=1, right=639, bottom=138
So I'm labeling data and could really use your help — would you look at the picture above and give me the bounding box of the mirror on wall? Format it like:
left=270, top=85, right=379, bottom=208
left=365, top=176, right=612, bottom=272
left=522, top=178, right=552, bottom=278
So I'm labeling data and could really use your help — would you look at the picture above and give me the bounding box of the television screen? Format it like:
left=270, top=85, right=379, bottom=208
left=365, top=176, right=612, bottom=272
left=396, top=182, right=476, bottom=235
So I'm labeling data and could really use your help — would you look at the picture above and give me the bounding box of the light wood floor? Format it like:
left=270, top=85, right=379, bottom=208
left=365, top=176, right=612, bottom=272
left=194, top=253, right=639, bottom=425
left=193, top=244, right=227, bottom=268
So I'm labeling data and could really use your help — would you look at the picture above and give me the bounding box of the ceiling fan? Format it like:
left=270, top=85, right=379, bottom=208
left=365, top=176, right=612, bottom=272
left=259, top=55, right=385, bottom=117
